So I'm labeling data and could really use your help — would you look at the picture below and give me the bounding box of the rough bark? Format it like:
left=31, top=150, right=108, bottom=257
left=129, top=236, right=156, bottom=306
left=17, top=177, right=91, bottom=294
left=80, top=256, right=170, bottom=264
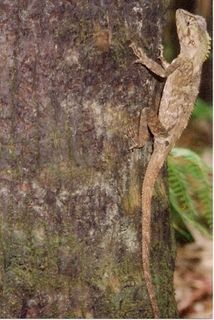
left=0, top=0, right=178, bottom=318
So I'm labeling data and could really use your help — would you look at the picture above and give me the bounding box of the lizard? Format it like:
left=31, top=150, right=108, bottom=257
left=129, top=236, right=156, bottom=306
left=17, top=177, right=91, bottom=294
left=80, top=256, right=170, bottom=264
left=129, top=9, right=211, bottom=319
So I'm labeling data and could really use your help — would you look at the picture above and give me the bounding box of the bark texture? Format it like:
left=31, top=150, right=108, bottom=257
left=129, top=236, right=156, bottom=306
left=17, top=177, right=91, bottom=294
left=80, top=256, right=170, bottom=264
left=0, top=0, right=178, bottom=318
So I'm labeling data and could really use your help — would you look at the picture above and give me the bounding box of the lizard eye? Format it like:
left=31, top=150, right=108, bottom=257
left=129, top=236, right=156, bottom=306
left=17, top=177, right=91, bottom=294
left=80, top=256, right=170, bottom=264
left=186, top=21, right=190, bottom=26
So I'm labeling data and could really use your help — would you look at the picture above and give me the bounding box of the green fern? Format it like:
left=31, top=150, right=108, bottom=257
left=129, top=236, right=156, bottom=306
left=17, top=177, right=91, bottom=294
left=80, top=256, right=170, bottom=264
left=167, top=148, right=212, bottom=242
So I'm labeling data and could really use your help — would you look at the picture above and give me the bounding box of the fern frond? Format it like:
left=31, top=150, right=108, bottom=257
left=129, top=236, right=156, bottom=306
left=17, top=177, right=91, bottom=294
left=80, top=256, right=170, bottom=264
left=168, top=148, right=212, bottom=242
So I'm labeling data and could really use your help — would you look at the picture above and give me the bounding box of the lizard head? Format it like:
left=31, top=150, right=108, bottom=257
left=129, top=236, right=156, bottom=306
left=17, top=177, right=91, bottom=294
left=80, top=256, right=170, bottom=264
left=176, top=9, right=211, bottom=62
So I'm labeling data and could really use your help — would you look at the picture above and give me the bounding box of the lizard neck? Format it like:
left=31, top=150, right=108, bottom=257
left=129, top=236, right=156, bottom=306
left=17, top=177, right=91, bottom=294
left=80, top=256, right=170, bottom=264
left=178, top=51, right=204, bottom=73
left=179, top=31, right=211, bottom=65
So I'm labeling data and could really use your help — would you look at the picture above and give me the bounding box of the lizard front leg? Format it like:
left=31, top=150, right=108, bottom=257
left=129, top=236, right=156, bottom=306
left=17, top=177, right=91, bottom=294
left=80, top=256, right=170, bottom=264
left=130, top=43, right=167, bottom=78
left=130, top=42, right=182, bottom=78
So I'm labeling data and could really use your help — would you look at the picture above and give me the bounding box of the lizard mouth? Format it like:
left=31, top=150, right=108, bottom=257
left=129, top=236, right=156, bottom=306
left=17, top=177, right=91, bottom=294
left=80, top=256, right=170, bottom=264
left=176, top=8, right=195, bottom=19
left=176, top=9, right=188, bottom=19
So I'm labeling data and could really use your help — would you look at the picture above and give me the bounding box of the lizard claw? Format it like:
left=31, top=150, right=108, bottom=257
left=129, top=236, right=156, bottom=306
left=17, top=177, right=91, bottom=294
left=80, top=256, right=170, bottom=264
left=158, top=44, right=164, bottom=62
left=157, top=44, right=169, bottom=68
left=130, top=42, right=146, bottom=61
left=129, top=144, right=139, bottom=151
left=158, top=44, right=164, bottom=55
left=132, top=59, right=144, bottom=65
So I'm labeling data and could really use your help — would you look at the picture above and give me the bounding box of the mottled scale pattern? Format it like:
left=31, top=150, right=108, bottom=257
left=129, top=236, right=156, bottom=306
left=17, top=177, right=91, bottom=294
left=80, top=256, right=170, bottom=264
left=130, top=8, right=210, bottom=319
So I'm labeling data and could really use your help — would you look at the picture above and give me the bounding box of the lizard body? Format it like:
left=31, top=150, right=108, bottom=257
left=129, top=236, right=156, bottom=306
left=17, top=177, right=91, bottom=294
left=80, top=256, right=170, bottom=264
left=130, top=9, right=211, bottom=318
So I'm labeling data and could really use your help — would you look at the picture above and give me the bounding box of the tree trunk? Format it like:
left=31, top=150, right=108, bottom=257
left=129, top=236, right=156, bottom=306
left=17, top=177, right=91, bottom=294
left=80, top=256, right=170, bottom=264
left=0, top=0, right=178, bottom=318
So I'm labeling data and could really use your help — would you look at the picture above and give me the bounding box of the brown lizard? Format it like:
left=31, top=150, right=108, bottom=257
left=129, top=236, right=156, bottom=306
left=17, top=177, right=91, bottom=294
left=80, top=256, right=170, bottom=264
left=130, top=9, right=211, bottom=318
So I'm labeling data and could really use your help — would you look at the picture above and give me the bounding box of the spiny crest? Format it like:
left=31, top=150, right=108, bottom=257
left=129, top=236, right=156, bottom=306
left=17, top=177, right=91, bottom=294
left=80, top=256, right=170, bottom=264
left=204, top=31, right=211, bottom=60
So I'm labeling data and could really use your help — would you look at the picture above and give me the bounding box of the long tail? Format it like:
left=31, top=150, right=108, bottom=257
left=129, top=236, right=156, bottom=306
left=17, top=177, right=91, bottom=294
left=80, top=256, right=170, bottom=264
left=142, top=147, right=167, bottom=318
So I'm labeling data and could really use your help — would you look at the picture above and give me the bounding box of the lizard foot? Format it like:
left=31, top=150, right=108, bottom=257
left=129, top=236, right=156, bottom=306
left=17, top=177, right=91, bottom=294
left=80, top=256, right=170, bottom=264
left=129, top=137, right=148, bottom=151
left=129, top=42, right=147, bottom=62
left=158, top=44, right=169, bottom=68
left=127, top=127, right=148, bottom=151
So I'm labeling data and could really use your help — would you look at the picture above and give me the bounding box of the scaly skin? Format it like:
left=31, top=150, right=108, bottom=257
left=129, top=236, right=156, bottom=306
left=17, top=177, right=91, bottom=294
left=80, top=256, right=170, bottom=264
left=130, top=9, right=211, bottom=318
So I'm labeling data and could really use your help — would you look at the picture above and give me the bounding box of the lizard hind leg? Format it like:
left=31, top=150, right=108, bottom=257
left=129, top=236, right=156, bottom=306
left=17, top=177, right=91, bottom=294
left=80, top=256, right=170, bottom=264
left=147, top=108, right=168, bottom=138
left=129, top=107, right=150, bottom=150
